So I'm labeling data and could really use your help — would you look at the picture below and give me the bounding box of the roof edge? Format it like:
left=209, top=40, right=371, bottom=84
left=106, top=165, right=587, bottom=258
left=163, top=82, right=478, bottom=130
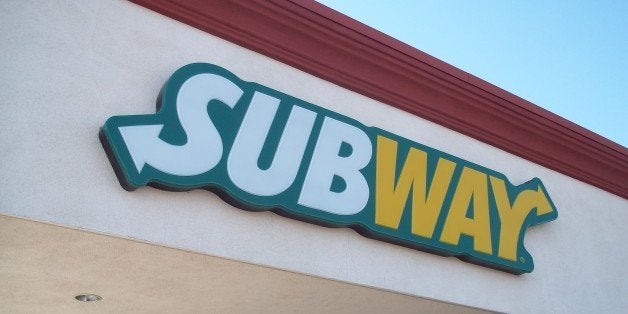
left=129, top=0, right=628, bottom=198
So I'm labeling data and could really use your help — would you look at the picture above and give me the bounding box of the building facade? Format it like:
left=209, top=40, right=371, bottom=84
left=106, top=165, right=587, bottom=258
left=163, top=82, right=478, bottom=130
left=1, top=1, right=627, bottom=312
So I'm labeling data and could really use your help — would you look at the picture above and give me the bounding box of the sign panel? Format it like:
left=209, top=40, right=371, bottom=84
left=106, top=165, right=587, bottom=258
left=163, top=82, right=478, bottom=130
left=101, top=63, right=557, bottom=274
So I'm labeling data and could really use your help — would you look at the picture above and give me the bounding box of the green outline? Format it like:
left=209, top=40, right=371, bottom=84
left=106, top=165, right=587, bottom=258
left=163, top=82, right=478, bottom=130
left=100, top=63, right=558, bottom=274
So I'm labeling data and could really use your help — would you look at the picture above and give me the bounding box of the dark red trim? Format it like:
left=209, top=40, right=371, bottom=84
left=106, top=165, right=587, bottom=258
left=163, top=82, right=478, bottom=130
left=129, top=0, right=628, bottom=198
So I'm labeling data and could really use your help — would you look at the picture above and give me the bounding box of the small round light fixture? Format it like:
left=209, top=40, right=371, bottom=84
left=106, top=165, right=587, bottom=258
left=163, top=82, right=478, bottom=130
left=74, top=294, right=102, bottom=302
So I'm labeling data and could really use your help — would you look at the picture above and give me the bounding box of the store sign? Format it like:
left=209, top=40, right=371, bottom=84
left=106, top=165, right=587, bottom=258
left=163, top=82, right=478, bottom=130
left=101, top=63, right=557, bottom=274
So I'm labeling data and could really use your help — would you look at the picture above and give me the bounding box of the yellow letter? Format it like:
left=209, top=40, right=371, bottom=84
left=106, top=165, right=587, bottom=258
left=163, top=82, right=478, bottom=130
left=490, top=177, right=555, bottom=261
left=375, top=135, right=456, bottom=238
left=440, top=167, right=492, bottom=255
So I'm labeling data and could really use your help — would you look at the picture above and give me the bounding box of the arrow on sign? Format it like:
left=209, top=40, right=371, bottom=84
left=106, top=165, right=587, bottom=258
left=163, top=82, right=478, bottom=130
left=119, top=73, right=244, bottom=176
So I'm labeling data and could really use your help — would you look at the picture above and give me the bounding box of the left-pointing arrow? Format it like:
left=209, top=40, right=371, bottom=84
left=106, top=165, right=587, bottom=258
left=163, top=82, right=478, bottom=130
left=118, top=124, right=164, bottom=173
left=117, top=73, right=244, bottom=177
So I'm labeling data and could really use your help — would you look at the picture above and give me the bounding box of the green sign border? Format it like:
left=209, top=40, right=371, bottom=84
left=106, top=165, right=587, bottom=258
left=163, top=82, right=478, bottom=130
left=100, top=63, right=558, bottom=274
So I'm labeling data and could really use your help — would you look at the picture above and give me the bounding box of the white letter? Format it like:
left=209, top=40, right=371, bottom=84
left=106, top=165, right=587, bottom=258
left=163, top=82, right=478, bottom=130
left=298, top=117, right=372, bottom=215
left=227, top=92, right=316, bottom=196
left=119, top=73, right=243, bottom=176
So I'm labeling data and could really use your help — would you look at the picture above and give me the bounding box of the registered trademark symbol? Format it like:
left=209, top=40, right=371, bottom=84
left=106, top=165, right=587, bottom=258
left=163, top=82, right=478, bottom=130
left=519, top=257, right=525, bottom=263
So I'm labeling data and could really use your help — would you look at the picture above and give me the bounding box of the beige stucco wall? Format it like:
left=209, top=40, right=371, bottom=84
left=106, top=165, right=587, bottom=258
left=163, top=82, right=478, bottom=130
left=1, top=1, right=626, bottom=313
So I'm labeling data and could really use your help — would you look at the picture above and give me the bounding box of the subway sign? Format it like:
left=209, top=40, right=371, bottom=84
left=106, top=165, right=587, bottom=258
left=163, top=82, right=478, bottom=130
left=100, top=63, right=557, bottom=274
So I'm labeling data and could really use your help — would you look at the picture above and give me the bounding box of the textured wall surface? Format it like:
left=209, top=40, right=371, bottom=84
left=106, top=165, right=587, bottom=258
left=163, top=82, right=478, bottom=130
left=1, top=214, right=490, bottom=313
left=1, top=1, right=626, bottom=313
